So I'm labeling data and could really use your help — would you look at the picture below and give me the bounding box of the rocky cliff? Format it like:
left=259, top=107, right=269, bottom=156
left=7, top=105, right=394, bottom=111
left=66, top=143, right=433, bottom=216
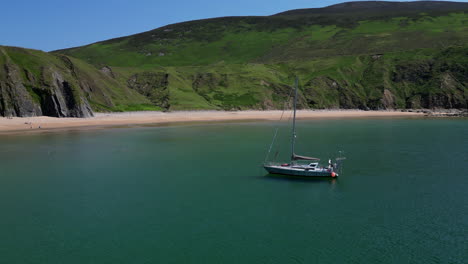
left=0, top=48, right=92, bottom=117
left=0, top=46, right=153, bottom=117
left=1, top=44, right=466, bottom=117
left=2, top=2, right=467, bottom=117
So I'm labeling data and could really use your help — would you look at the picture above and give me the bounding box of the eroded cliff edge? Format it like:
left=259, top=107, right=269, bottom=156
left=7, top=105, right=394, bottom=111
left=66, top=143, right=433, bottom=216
left=1, top=45, right=467, bottom=117
left=0, top=46, right=155, bottom=117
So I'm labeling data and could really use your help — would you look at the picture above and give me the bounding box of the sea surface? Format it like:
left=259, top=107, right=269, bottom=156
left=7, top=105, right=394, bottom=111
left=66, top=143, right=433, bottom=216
left=0, top=118, right=466, bottom=264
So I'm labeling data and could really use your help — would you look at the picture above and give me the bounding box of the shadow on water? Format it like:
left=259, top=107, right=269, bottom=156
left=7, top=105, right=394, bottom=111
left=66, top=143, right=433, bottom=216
left=259, top=173, right=338, bottom=185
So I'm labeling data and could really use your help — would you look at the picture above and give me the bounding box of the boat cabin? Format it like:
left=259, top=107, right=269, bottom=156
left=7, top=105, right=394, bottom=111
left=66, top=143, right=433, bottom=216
left=290, top=161, right=322, bottom=170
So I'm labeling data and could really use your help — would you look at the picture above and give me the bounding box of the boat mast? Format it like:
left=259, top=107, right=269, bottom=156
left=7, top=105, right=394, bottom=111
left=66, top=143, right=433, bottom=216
left=291, top=77, right=298, bottom=163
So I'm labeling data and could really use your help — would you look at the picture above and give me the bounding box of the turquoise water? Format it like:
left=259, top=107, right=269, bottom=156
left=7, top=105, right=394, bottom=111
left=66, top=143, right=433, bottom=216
left=0, top=119, right=467, bottom=263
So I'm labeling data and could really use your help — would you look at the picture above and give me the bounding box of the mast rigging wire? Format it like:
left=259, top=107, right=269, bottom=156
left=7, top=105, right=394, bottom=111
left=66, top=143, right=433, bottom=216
left=263, top=81, right=297, bottom=164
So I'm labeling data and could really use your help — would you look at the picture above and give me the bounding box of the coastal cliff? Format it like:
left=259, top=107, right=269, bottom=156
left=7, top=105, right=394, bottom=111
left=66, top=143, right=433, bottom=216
left=0, top=47, right=154, bottom=117
left=1, top=1, right=467, bottom=117
left=0, top=47, right=95, bottom=117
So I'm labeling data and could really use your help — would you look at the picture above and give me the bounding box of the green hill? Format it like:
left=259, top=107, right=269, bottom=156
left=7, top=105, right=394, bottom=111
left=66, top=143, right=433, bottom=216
left=0, top=46, right=156, bottom=117
left=1, top=1, right=467, bottom=117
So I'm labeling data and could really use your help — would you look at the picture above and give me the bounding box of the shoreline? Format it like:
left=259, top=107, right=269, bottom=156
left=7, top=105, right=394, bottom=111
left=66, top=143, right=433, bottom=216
left=0, top=110, right=426, bottom=134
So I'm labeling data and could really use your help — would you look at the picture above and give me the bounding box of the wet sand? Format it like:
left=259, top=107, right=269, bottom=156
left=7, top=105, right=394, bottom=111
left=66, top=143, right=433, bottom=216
left=0, top=110, right=424, bottom=134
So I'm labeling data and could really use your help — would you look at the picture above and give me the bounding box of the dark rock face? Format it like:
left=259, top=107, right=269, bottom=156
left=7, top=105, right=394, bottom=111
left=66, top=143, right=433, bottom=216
left=33, top=71, right=93, bottom=117
left=0, top=64, right=42, bottom=117
left=303, top=77, right=340, bottom=109
left=271, top=82, right=295, bottom=106
left=192, top=73, right=228, bottom=103
left=2, top=44, right=466, bottom=115
left=392, top=61, right=435, bottom=84
left=193, top=73, right=228, bottom=92
left=337, top=86, right=367, bottom=110
left=393, top=60, right=467, bottom=109
left=0, top=62, right=94, bottom=118
left=302, top=76, right=371, bottom=110
left=127, top=72, right=170, bottom=109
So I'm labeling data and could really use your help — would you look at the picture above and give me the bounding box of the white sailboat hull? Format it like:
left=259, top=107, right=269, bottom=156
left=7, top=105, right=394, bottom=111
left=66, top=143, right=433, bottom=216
left=264, top=164, right=338, bottom=177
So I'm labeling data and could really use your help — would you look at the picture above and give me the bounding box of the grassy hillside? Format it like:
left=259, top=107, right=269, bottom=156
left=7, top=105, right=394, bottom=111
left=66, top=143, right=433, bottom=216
left=53, top=1, right=467, bottom=111
left=100, top=46, right=467, bottom=111
left=56, top=3, right=468, bottom=68
left=0, top=46, right=158, bottom=117
left=1, top=1, right=467, bottom=117
left=275, top=1, right=468, bottom=16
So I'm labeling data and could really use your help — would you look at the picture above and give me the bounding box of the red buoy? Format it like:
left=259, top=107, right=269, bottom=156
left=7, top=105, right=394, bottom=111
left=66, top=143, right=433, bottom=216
left=331, top=172, right=336, bottom=178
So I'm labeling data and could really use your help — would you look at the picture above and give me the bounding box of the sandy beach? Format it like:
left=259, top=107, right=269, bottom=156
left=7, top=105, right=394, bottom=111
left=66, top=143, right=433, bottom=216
left=0, top=110, right=424, bottom=134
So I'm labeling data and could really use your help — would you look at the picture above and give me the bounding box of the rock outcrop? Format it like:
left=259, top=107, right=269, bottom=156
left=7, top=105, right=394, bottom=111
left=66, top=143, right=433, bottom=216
left=0, top=63, right=42, bottom=117
left=393, top=59, right=467, bottom=109
left=42, top=2, right=466, bottom=113
left=1, top=45, right=466, bottom=116
left=127, top=72, right=170, bottom=110
left=0, top=46, right=163, bottom=117
left=0, top=53, right=93, bottom=117
left=33, top=70, right=93, bottom=117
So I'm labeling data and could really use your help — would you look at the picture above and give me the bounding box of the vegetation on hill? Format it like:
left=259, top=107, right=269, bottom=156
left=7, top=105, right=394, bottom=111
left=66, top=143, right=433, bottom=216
left=0, top=46, right=156, bottom=117
left=1, top=1, right=467, bottom=116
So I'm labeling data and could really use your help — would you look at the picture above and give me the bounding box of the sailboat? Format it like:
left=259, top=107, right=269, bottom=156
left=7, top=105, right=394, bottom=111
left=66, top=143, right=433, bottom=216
left=263, top=78, right=345, bottom=178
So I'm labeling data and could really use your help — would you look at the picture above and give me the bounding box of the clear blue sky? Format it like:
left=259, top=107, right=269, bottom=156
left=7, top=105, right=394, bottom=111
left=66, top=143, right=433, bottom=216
left=1, top=0, right=467, bottom=51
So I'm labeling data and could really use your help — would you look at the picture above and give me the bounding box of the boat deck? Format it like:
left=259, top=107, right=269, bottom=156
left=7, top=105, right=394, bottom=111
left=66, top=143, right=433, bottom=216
left=264, top=164, right=337, bottom=177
